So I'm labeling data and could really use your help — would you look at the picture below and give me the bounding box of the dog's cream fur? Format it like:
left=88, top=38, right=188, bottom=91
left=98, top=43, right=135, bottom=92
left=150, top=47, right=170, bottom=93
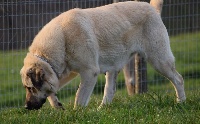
left=20, top=0, right=186, bottom=110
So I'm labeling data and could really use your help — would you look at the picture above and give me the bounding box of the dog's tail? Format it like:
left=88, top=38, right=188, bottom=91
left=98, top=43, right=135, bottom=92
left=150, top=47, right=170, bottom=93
left=150, top=0, right=163, bottom=15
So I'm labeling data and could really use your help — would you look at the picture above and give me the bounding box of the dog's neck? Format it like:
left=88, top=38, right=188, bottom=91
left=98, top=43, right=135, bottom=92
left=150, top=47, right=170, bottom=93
left=34, top=54, right=59, bottom=78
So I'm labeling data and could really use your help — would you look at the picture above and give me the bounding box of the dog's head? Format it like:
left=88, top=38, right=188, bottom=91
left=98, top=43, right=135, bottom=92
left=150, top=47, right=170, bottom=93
left=20, top=53, right=59, bottom=110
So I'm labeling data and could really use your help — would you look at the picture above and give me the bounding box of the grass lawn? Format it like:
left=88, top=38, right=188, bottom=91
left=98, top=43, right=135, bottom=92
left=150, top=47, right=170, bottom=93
left=0, top=90, right=200, bottom=124
left=0, top=32, right=200, bottom=123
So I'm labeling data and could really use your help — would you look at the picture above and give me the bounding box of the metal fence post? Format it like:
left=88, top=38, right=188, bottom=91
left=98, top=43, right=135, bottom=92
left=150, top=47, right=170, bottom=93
left=113, top=0, right=119, bottom=3
left=135, top=53, right=147, bottom=94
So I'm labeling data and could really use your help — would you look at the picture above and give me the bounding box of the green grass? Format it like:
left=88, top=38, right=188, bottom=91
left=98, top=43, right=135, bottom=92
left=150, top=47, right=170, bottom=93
left=0, top=50, right=27, bottom=108
left=0, top=91, right=200, bottom=124
left=0, top=32, right=200, bottom=123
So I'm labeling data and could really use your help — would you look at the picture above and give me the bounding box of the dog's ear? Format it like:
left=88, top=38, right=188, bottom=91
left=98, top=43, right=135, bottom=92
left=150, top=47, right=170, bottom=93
left=26, top=68, right=45, bottom=89
left=39, top=69, right=45, bottom=80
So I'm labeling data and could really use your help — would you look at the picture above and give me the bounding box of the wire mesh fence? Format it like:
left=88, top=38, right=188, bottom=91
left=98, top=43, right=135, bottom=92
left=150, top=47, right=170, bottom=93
left=0, top=0, right=199, bottom=109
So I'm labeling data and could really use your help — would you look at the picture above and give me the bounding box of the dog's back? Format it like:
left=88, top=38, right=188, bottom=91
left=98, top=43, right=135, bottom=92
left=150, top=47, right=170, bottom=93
left=55, top=1, right=165, bottom=72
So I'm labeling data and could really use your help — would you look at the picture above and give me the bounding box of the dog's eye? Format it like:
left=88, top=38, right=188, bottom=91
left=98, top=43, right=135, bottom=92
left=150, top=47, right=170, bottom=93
left=31, top=87, right=37, bottom=94
left=26, top=87, right=37, bottom=94
left=26, top=87, right=31, bottom=91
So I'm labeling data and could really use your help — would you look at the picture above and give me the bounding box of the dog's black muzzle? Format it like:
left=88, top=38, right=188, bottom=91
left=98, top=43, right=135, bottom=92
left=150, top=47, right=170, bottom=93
left=25, top=98, right=46, bottom=110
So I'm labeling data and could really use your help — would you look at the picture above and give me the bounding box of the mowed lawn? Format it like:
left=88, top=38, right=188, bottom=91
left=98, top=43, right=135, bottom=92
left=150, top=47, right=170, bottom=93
left=0, top=32, right=200, bottom=123
left=0, top=91, right=200, bottom=123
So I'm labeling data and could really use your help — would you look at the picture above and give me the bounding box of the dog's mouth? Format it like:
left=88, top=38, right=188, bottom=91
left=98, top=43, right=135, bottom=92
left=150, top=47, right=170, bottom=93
left=25, top=98, right=46, bottom=110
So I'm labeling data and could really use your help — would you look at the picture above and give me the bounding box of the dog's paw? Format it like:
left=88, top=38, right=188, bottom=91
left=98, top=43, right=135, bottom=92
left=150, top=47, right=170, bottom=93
left=97, top=103, right=105, bottom=111
left=58, top=102, right=65, bottom=110
left=97, top=105, right=102, bottom=111
left=177, top=96, right=186, bottom=103
left=52, top=102, right=65, bottom=110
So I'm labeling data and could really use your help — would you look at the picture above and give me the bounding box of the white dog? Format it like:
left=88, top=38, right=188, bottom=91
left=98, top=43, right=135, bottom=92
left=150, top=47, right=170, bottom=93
left=20, top=0, right=186, bottom=110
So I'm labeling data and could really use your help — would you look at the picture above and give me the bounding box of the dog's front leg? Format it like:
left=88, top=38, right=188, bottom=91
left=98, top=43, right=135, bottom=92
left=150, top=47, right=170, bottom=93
left=47, top=93, right=64, bottom=110
left=74, top=69, right=99, bottom=108
left=98, top=71, right=118, bottom=109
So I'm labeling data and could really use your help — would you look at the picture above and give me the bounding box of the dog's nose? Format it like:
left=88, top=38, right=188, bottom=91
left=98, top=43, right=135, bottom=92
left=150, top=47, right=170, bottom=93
left=24, top=99, right=46, bottom=110
left=24, top=102, right=32, bottom=110
left=24, top=101, right=36, bottom=110
left=24, top=104, right=32, bottom=110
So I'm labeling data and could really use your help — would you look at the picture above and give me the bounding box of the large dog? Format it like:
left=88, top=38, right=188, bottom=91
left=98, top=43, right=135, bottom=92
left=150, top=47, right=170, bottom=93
left=20, top=0, right=186, bottom=110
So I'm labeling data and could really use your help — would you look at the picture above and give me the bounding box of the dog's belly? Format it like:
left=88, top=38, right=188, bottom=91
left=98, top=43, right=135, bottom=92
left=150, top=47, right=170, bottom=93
left=98, top=49, right=130, bottom=73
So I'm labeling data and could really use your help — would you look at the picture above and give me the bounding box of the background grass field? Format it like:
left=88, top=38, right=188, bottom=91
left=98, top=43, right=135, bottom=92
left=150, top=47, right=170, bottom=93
left=0, top=32, right=200, bottom=123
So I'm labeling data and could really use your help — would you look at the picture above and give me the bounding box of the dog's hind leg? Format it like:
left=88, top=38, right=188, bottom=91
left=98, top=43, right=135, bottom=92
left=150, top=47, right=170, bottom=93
left=123, top=60, right=135, bottom=95
left=148, top=53, right=186, bottom=102
left=98, top=71, right=118, bottom=109
left=144, top=15, right=186, bottom=102
left=74, top=68, right=99, bottom=108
